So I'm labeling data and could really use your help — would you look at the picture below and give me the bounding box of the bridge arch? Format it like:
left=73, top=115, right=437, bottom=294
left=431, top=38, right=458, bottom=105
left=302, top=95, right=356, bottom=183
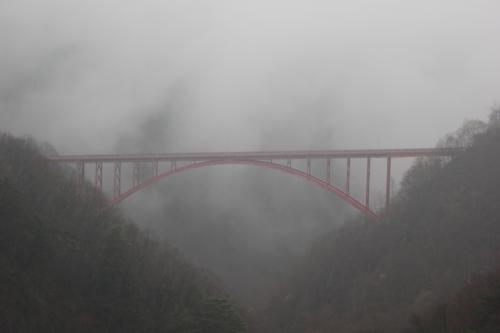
left=106, top=159, right=378, bottom=220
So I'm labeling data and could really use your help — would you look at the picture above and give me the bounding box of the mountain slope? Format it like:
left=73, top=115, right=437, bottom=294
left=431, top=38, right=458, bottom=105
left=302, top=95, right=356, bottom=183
left=265, top=110, right=500, bottom=333
left=0, top=134, right=246, bottom=333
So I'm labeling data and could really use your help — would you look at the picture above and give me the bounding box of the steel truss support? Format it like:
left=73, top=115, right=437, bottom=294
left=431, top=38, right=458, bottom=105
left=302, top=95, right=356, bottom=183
left=346, top=157, right=351, bottom=194
left=386, top=156, right=392, bottom=211
left=76, top=161, right=85, bottom=190
left=133, top=163, right=140, bottom=187
left=326, top=158, right=331, bottom=184
left=113, top=162, right=121, bottom=199
left=95, top=162, right=103, bottom=193
left=365, top=157, right=371, bottom=207
left=76, top=161, right=85, bottom=198
left=152, top=160, right=159, bottom=177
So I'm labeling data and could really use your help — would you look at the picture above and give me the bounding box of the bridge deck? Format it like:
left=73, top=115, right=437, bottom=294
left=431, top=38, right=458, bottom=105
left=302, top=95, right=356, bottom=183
left=45, top=147, right=461, bottom=163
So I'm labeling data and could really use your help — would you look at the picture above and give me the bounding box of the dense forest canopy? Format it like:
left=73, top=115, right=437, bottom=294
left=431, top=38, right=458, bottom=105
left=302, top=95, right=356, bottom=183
left=261, top=109, right=500, bottom=333
left=0, top=134, right=247, bottom=332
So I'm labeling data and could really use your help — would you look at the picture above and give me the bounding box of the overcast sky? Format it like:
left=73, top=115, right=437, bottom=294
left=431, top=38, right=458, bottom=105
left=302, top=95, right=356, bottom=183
left=1, top=0, right=499, bottom=154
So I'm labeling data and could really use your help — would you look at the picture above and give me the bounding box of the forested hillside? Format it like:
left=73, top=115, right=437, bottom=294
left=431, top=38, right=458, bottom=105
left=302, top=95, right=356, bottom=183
left=264, top=110, right=500, bottom=333
left=0, top=134, right=246, bottom=332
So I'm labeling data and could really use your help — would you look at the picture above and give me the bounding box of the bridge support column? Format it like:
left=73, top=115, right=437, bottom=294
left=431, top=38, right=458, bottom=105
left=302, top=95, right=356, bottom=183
left=365, top=158, right=371, bottom=207
left=326, top=158, right=331, bottom=184
left=133, top=163, right=140, bottom=187
left=152, top=160, right=159, bottom=177
left=113, top=162, right=121, bottom=199
left=76, top=161, right=85, bottom=199
left=95, top=162, right=103, bottom=193
left=346, top=158, right=351, bottom=194
left=385, top=156, right=392, bottom=212
left=307, top=159, right=311, bottom=176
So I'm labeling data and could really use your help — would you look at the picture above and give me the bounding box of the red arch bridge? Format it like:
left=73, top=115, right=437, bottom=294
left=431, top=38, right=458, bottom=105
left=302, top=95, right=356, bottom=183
left=46, top=148, right=460, bottom=221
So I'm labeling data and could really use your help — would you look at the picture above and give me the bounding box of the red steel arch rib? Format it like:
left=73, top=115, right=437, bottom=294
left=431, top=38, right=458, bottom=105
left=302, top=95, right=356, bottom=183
left=106, top=159, right=378, bottom=220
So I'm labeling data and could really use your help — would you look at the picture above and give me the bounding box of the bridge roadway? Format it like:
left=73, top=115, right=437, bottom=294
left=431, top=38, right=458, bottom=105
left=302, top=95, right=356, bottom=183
left=46, top=147, right=460, bottom=163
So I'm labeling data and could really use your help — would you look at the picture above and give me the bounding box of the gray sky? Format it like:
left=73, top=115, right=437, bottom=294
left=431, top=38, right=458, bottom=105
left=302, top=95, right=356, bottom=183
left=1, top=0, right=499, bottom=153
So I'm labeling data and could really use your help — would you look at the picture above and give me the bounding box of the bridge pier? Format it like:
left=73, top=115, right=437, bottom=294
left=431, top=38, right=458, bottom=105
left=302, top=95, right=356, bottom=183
left=346, top=158, right=351, bottom=194
left=95, top=162, right=103, bottom=193
left=75, top=161, right=85, bottom=199
left=113, top=162, right=121, bottom=199
left=385, top=157, right=391, bottom=212
left=326, top=158, right=331, bottom=184
left=366, top=158, right=371, bottom=208
left=152, top=160, right=159, bottom=177
left=132, top=163, right=140, bottom=187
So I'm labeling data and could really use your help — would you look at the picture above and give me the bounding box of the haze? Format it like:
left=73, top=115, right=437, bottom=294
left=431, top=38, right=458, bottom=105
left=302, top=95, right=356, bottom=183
left=1, top=0, right=499, bottom=154
left=2, top=0, right=500, bottom=325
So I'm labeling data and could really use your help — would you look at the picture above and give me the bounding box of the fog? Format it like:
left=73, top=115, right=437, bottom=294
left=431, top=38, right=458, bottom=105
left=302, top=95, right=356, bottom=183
left=1, top=0, right=500, bottom=309
left=2, top=0, right=499, bottom=152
